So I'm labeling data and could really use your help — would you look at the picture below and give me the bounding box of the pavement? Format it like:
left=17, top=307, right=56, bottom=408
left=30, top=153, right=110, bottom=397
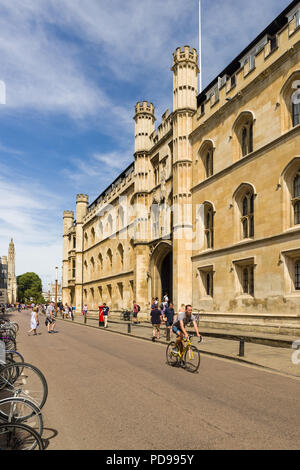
left=9, top=310, right=300, bottom=450
left=60, top=314, right=300, bottom=378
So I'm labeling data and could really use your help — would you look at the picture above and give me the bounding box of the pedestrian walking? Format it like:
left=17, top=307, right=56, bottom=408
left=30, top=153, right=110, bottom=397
left=28, top=307, right=39, bottom=336
left=64, top=304, right=69, bottom=320
left=150, top=305, right=162, bottom=342
left=71, top=305, right=75, bottom=321
left=132, top=300, right=140, bottom=325
left=164, top=302, right=175, bottom=338
left=83, top=304, right=88, bottom=323
left=45, top=302, right=56, bottom=334
left=103, top=303, right=109, bottom=328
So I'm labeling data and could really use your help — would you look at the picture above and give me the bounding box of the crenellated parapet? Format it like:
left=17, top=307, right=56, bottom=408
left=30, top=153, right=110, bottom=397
left=134, top=101, right=156, bottom=154
left=76, top=194, right=89, bottom=204
left=172, top=46, right=199, bottom=114
left=63, top=210, right=74, bottom=219
left=172, top=46, right=198, bottom=68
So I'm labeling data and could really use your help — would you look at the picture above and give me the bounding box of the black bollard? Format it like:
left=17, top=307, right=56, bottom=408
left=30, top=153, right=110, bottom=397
left=239, top=338, right=245, bottom=357
left=128, top=323, right=131, bottom=334
left=166, top=328, right=170, bottom=342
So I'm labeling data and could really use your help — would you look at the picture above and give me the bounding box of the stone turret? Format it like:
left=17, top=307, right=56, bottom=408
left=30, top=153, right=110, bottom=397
left=7, top=239, right=17, bottom=304
left=172, top=46, right=199, bottom=113
left=76, top=194, right=89, bottom=223
left=171, top=46, right=199, bottom=309
left=134, top=101, right=156, bottom=154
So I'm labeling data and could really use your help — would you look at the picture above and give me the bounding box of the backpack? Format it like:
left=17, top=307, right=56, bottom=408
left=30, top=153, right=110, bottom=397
left=137, top=305, right=141, bottom=312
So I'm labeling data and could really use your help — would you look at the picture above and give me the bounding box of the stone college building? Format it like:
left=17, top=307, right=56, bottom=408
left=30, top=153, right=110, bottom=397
left=62, top=1, right=300, bottom=330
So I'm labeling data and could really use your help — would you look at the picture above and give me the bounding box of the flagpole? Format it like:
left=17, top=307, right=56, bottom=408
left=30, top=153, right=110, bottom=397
left=198, top=0, right=202, bottom=93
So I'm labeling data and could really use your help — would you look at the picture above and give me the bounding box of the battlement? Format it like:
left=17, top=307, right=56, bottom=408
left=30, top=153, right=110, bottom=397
left=172, top=46, right=198, bottom=68
left=76, top=194, right=89, bottom=204
left=63, top=210, right=74, bottom=219
left=134, top=101, right=155, bottom=117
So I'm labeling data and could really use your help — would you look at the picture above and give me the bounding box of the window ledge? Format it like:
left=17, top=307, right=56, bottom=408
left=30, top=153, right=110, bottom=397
left=235, top=294, right=254, bottom=300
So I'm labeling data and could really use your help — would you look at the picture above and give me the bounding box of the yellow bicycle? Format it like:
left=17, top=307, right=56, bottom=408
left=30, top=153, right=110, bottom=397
left=166, top=335, right=201, bottom=373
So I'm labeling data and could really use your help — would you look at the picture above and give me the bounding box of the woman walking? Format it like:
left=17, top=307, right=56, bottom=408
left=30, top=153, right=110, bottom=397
left=28, top=307, right=39, bottom=336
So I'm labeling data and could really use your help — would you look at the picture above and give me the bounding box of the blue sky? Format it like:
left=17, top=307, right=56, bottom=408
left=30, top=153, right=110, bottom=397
left=0, top=0, right=292, bottom=289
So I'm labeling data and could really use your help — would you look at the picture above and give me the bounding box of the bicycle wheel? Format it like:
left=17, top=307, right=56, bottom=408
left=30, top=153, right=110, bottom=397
left=0, top=363, right=48, bottom=410
left=0, top=397, right=43, bottom=437
left=183, top=346, right=201, bottom=373
left=5, top=350, right=25, bottom=366
left=0, top=423, right=44, bottom=450
left=166, top=342, right=179, bottom=367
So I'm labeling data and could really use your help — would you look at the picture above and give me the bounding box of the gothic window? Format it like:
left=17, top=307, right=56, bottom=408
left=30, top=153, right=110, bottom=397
left=91, top=228, right=95, bottom=245
left=118, top=207, right=125, bottom=230
left=204, top=204, right=214, bottom=249
left=151, top=203, right=160, bottom=239
left=98, top=253, right=103, bottom=273
left=241, top=193, right=254, bottom=239
left=280, top=72, right=300, bottom=132
left=293, top=102, right=300, bottom=127
left=205, top=150, right=214, bottom=178
left=241, top=122, right=253, bottom=157
left=295, top=261, right=300, bottom=290
left=242, top=266, right=254, bottom=296
left=199, top=141, right=214, bottom=180
left=205, top=272, right=214, bottom=297
left=107, top=249, right=113, bottom=270
left=292, top=172, right=300, bottom=225
left=232, top=112, right=254, bottom=160
left=118, top=244, right=124, bottom=270
left=72, top=260, right=76, bottom=279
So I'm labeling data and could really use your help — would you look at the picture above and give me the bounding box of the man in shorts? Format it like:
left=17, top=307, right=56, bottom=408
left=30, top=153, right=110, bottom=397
left=46, top=302, right=56, bottom=334
left=150, top=305, right=162, bottom=342
left=172, top=305, right=202, bottom=354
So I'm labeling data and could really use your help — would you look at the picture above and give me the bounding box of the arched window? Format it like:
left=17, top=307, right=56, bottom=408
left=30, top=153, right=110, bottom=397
left=204, top=203, right=214, bottom=249
left=205, top=150, right=213, bottom=178
left=84, top=232, right=88, bottom=249
left=199, top=140, right=214, bottom=180
left=91, top=228, right=95, bottom=245
left=241, top=193, right=254, bottom=239
left=232, top=112, right=254, bottom=159
left=280, top=71, right=300, bottom=132
left=292, top=172, right=300, bottom=225
left=117, top=244, right=124, bottom=270
left=240, top=122, right=253, bottom=157
left=118, top=207, right=125, bottom=230
left=233, top=183, right=255, bottom=241
left=98, top=253, right=103, bottom=271
left=107, top=249, right=113, bottom=270
left=151, top=203, right=159, bottom=239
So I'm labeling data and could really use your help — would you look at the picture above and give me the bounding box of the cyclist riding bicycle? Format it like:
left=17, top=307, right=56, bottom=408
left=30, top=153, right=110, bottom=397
left=172, top=305, right=203, bottom=355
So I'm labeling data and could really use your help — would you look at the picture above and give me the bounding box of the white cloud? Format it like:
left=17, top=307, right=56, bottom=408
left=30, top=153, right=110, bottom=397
left=0, top=165, right=63, bottom=284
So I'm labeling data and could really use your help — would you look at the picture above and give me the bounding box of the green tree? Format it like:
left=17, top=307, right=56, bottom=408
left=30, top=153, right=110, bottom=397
left=17, top=272, right=44, bottom=303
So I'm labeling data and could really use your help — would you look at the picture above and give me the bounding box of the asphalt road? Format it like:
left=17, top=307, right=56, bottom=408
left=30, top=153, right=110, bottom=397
left=11, top=310, right=300, bottom=450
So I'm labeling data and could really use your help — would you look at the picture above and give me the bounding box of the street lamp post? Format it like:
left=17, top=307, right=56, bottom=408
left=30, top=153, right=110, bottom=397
left=55, top=267, right=58, bottom=315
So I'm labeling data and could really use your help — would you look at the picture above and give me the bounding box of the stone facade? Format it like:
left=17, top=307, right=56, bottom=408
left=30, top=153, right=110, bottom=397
left=62, top=1, right=300, bottom=321
left=0, top=239, right=17, bottom=305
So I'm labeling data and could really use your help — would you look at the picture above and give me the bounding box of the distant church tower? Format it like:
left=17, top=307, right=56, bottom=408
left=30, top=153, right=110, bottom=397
left=7, top=238, right=17, bottom=304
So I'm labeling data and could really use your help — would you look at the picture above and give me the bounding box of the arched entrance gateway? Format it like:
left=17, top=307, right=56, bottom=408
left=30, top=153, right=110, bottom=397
left=149, top=242, right=173, bottom=304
